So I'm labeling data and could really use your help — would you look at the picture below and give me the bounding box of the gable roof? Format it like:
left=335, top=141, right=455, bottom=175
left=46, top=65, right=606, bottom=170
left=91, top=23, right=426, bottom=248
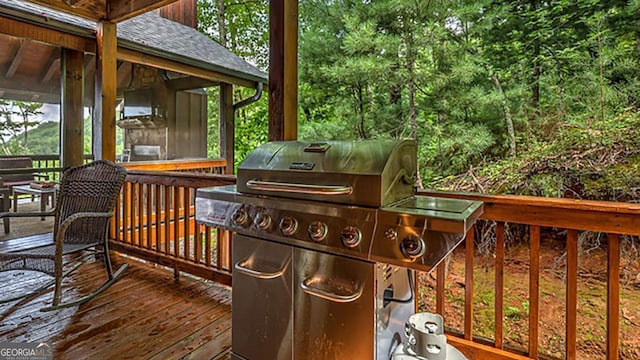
left=0, top=0, right=267, bottom=85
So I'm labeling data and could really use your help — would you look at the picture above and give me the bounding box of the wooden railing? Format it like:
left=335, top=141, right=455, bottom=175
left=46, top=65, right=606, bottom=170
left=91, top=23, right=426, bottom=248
left=109, top=169, right=236, bottom=286
left=417, top=190, right=640, bottom=360
left=102, top=160, right=638, bottom=359
left=0, top=154, right=94, bottom=181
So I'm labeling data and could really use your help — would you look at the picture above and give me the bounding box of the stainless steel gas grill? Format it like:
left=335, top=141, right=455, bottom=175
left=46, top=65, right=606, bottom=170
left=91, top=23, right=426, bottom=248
left=195, top=140, right=483, bottom=360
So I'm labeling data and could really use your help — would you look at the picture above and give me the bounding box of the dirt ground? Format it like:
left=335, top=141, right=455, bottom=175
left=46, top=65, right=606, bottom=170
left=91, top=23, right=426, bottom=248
left=417, top=237, right=640, bottom=359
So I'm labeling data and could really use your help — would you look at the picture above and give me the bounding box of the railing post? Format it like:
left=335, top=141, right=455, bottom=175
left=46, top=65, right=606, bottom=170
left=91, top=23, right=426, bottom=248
left=607, top=233, right=620, bottom=360
left=566, top=229, right=578, bottom=359
left=529, top=225, right=541, bottom=358
left=495, top=222, right=505, bottom=349
left=464, top=226, right=474, bottom=340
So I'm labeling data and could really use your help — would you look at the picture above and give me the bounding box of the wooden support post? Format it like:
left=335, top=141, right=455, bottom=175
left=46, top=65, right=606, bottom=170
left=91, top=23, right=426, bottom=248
left=93, top=21, right=117, bottom=161
left=268, top=0, right=297, bottom=141
left=219, top=83, right=234, bottom=174
left=60, top=48, right=84, bottom=168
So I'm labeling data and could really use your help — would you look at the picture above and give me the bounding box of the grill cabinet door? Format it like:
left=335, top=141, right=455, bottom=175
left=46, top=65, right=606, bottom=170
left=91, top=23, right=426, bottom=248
left=232, top=235, right=293, bottom=360
left=293, top=248, right=375, bottom=359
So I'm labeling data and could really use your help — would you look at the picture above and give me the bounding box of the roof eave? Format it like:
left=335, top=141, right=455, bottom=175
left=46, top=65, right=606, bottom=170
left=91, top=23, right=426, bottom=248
left=117, top=39, right=268, bottom=86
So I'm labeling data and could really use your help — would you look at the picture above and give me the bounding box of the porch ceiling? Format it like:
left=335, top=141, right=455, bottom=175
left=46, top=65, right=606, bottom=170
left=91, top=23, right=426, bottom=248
left=0, top=0, right=267, bottom=104
left=25, top=0, right=177, bottom=23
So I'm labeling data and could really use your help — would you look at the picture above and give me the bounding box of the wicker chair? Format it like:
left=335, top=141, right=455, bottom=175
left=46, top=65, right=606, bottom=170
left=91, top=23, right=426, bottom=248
left=0, top=160, right=127, bottom=311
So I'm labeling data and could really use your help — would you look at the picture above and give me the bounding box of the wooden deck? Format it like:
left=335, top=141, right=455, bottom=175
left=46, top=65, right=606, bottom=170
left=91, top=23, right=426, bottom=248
left=0, top=235, right=232, bottom=360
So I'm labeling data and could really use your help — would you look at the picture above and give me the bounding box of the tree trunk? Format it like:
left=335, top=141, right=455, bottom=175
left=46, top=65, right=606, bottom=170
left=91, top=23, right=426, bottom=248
left=356, top=85, right=367, bottom=139
left=490, top=72, right=516, bottom=157
left=530, top=0, right=540, bottom=111
left=216, top=0, right=227, bottom=46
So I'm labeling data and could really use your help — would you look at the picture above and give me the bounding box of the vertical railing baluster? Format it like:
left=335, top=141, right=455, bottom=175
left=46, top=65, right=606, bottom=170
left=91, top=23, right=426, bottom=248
left=216, top=229, right=223, bottom=270
left=173, top=186, right=180, bottom=258
left=436, top=260, right=445, bottom=318
left=145, top=183, right=152, bottom=249
left=566, top=229, right=578, bottom=359
left=464, top=226, right=474, bottom=340
left=130, top=183, right=138, bottom=245
left=164, top=185, right=171, bottom=255
left=607, top=233, right=620, bottom=360
left=195, top=223, right=203, bottom=264
left=154, top=184, right=161, bottom=252
left=529, top=225, right=541, bottom=358
left=205, top=226, right=212, bottom=266
left=137, top=183, right=144, bottom=247
left=183, top=187, right=190, bottom=261
left=495, top=222, right=505, bottom=349
left=123, top=182, right=130, bottom=244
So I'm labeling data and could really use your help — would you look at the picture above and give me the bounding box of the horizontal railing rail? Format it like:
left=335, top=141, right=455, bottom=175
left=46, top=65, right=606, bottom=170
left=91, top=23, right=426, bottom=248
left=110, top=168, right=236, bottom=286
left=121, top=158, right=227, bottom=174
left=0, top=154, right=94, bottom=182
left=417, top=190, right=639, bottom=360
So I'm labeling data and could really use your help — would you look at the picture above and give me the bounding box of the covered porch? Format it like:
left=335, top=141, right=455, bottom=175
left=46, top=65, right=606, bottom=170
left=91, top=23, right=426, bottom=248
left=0, top=0, right=637, bottom=360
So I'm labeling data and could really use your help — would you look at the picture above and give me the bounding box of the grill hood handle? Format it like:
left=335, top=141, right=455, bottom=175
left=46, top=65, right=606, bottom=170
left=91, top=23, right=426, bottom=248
left=246, top=179, right=353, bottom=196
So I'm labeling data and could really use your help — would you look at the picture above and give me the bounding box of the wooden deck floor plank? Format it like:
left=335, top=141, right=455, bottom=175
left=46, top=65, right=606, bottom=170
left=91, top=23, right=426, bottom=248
left=163, top=315, right=231, bottom=360
left=1, top=251, right=232, bottom=359
left=108, top=306, right=232, bottom=360
left=209, top=349, right=232, bottom=360
left=0, top=259, right=168, bottom=338
left=55, top=276, right=228, bottom=358
left=0, top=271, right=104, bottom=335
left=31, top=267, right=216, bottom=346
left=0, top=233, right=52, bottom=252
left=13, top=276, right=198, bottom=344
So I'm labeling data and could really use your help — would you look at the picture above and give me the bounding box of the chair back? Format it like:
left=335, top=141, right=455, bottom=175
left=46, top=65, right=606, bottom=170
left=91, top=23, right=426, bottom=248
left=54, top=160, right=127, bottom=246
left=0, top=157, right=35, bottom=184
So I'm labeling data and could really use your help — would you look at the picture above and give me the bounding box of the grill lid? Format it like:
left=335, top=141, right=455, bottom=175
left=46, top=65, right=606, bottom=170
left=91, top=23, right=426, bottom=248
left=236, top=140, right=417, bottom=207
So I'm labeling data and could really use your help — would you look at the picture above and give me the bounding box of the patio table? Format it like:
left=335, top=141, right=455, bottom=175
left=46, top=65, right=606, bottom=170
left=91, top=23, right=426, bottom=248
left=12, top=184, right=58, bottom=220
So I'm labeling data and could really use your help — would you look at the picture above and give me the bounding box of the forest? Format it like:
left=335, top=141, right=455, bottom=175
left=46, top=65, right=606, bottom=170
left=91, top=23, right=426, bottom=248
left=1, top=0, right=638, bottom=201
left=200, top=0, right=640, bottom=201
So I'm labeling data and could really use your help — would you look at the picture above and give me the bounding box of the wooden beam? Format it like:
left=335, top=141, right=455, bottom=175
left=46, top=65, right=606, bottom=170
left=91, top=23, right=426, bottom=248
left=6, top=40, right=30, bottom=79
left=0, top=74, right=58, bottom=97
left=165, top=76, right=219, bottom=91
left=60, top=48, right=84, bottom=168
left=108, top=0, right=178, bottom=22
left=94, top=21, right=117, bottom=162
left=268, top=0, right=298, bottom=141
left=219, top=83, right=234, bottom=175
left=0, top=15, right=95, bottom=52
left=26, top=0, right=104, bottom=20
left=41, top=58, right=61, bottom=83
left=116, top=61, right=132, bottom=89
left=117, top=47, right=255, bottom=88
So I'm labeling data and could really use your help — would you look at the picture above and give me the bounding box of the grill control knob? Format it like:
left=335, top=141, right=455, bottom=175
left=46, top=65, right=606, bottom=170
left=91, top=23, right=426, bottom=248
left=308, top=221, right=328, bottom=242
left=340, top=226, right=362, bottom=248
left=231, top=208, right=249, bottom=227
left=279, top=216, right=298, bottom=236
left=254, top=210, right=272, bottom=230
left=384, top=228, right=398, bottom=242
left=400, top=235, right=425, bottom=259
